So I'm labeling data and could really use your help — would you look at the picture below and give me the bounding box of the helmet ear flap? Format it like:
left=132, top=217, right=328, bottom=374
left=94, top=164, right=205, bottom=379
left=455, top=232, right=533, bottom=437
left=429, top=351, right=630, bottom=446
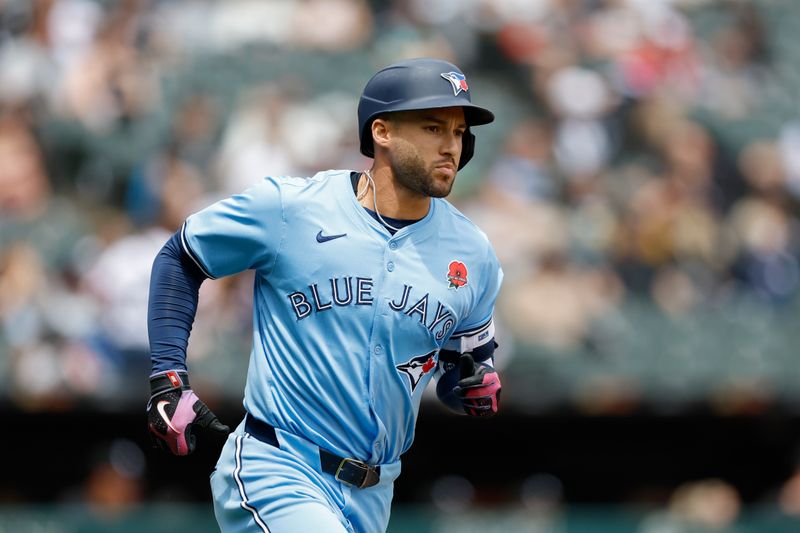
left=360, top=119, right=375, bottom=159
left=458, top=128, right=475, bottom=170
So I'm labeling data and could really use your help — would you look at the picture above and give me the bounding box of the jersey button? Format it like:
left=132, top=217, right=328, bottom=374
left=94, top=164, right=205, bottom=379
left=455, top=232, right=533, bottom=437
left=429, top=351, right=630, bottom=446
left=374, top=345, right=383, bottom=354
left=389, top=242, right=398, bottom=250
left=387, top=261, right=395, bottom=272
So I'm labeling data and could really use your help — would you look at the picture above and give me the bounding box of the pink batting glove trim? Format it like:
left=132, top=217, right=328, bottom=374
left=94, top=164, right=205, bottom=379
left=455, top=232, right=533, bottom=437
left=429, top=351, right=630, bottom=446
left=463, top=372, right=501, bottom=414
left=166, top=390, right=199, bottom=455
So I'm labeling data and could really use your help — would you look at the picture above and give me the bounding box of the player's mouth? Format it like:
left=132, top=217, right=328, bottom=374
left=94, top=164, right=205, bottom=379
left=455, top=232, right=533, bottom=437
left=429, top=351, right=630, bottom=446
left=434, top=161, right=456, bottom=178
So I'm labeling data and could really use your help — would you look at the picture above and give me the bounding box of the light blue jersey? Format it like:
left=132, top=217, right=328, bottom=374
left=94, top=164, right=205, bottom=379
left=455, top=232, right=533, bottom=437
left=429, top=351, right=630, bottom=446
left=184, top=169, right=502, bottom=462
left=184, top=170, right=503, bottom=531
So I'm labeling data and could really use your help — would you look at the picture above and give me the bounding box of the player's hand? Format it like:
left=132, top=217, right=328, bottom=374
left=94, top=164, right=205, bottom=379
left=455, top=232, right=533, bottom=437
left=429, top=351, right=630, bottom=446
left=453, top=354, right=501, bottom=417
left=147, top=370, right=230, bottom=455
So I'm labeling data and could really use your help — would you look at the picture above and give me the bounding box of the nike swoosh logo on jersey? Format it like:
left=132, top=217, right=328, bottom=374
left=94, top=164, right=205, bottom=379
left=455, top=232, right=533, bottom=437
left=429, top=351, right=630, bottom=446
left=157, top=400, right=180, bottom=433
left=316, top=230, right=347, bottom=243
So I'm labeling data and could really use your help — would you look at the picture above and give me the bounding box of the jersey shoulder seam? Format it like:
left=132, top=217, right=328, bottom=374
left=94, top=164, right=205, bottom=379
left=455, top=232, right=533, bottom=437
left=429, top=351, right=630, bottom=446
left=269, top=170, right=347, bottom=189
left=436, top=199, right=493, bottom=248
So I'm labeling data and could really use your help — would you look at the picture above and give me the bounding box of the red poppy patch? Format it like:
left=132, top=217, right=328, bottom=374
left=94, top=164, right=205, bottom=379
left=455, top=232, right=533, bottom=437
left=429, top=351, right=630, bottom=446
left=447, top=261, right=468, bottom=289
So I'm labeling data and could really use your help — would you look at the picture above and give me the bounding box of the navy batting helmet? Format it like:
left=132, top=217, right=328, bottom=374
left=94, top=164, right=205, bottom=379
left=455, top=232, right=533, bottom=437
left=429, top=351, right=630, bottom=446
left=358, top=58, right=495, bottom=170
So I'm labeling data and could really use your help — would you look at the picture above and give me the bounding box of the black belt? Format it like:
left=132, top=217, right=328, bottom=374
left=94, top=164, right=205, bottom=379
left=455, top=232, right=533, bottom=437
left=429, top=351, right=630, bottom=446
left=244, top=415, right=380, bottom=489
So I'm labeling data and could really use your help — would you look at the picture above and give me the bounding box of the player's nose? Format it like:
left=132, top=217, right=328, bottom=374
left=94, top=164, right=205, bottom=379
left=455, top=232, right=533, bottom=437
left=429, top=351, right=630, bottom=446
left=440, top=131, right=461, bottom=161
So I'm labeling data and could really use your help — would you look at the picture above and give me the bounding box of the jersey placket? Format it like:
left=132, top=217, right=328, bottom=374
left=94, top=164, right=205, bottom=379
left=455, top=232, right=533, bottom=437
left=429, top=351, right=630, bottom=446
left=363, top=234, right=406, bottom=463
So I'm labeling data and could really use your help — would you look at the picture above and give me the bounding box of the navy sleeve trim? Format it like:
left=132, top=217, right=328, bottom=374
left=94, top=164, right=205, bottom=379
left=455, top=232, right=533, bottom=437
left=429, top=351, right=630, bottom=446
left=444, top=317, right=494, bottom=353
left=449, top=316, right=493, bottom=339
left=180, top=221, right=216, bottom=280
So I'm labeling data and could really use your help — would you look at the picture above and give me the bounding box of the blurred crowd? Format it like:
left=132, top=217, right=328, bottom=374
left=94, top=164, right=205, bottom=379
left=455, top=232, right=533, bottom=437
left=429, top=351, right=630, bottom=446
left=2, top=0, right=800, bottom=416
left=6, top=0, right=800, bottom=528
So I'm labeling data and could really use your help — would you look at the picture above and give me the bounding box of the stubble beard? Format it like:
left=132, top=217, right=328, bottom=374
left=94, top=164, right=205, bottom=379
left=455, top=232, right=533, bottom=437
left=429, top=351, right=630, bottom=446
left=390, top=141, right=455, bottom=199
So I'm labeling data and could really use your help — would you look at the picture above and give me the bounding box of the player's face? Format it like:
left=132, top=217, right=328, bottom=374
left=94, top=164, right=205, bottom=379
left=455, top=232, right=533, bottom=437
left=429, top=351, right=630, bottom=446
left=386, top=107, right=466, bottom=198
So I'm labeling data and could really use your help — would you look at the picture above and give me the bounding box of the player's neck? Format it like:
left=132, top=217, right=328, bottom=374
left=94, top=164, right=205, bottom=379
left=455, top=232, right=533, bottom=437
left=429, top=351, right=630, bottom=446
left=358, top=170, right=431, bottom=220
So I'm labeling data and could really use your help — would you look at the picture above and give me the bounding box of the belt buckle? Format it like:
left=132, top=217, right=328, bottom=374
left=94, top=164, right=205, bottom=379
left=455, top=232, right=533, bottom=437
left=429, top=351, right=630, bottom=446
left=335, top=457, right=372, bottom=489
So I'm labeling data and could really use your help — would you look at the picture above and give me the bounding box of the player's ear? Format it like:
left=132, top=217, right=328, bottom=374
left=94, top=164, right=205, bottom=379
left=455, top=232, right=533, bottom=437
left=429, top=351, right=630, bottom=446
left=371, top=117, right=392, bottom=151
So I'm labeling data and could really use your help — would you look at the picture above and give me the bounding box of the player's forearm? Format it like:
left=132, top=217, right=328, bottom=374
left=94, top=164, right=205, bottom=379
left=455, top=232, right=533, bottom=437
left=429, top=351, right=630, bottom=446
left=148, top=230, right=208, bottom=374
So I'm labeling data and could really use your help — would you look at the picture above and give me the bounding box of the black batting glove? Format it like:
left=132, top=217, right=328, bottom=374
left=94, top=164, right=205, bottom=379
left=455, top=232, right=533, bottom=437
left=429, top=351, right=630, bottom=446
left=453, top=354, right=502, bottom=417
left=147, top=370, right=230, bottom=455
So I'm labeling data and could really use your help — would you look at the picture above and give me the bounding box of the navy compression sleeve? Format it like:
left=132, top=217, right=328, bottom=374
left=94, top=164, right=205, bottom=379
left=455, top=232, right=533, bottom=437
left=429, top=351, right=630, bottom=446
left=148, top=230, right=208, bottom=374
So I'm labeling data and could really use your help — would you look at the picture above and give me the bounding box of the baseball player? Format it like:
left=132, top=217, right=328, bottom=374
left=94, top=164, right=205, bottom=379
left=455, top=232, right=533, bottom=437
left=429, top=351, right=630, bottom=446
left=146, top=57, right=503, bottom=532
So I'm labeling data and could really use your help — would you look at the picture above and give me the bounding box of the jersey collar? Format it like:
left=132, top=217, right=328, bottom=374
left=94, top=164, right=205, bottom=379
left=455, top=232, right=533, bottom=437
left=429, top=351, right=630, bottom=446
left=335, top=170, right=438, bottom=241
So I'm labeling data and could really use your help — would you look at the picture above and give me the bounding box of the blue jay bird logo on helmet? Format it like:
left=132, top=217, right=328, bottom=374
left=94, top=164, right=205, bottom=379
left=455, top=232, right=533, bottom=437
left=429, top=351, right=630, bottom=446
left=441, top=72, right=469, bottom=96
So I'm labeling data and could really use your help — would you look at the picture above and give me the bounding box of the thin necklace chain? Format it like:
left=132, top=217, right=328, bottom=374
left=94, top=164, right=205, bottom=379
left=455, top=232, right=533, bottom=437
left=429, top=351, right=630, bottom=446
left=361, top=170, right=401, bottom=233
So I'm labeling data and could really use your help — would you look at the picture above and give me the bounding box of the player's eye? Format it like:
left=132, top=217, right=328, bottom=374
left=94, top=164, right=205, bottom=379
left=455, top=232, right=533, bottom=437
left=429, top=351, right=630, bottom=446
left=455, top=129, right=465, bottom=137
left=425, top=125, right=440, bottom=133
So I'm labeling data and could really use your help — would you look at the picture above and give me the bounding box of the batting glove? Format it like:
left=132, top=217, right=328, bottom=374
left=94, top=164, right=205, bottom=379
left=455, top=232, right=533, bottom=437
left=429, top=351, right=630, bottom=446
left=147, top=370, right=230, bottom=455
left=453, top=354, right=502, bottom=417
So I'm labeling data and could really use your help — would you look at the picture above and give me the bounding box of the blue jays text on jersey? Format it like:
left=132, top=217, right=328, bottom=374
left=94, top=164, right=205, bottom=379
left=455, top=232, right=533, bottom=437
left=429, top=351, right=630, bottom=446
left=181, top=170, right=503, bottom=466
left=286, top=277, right=457, bottom=341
